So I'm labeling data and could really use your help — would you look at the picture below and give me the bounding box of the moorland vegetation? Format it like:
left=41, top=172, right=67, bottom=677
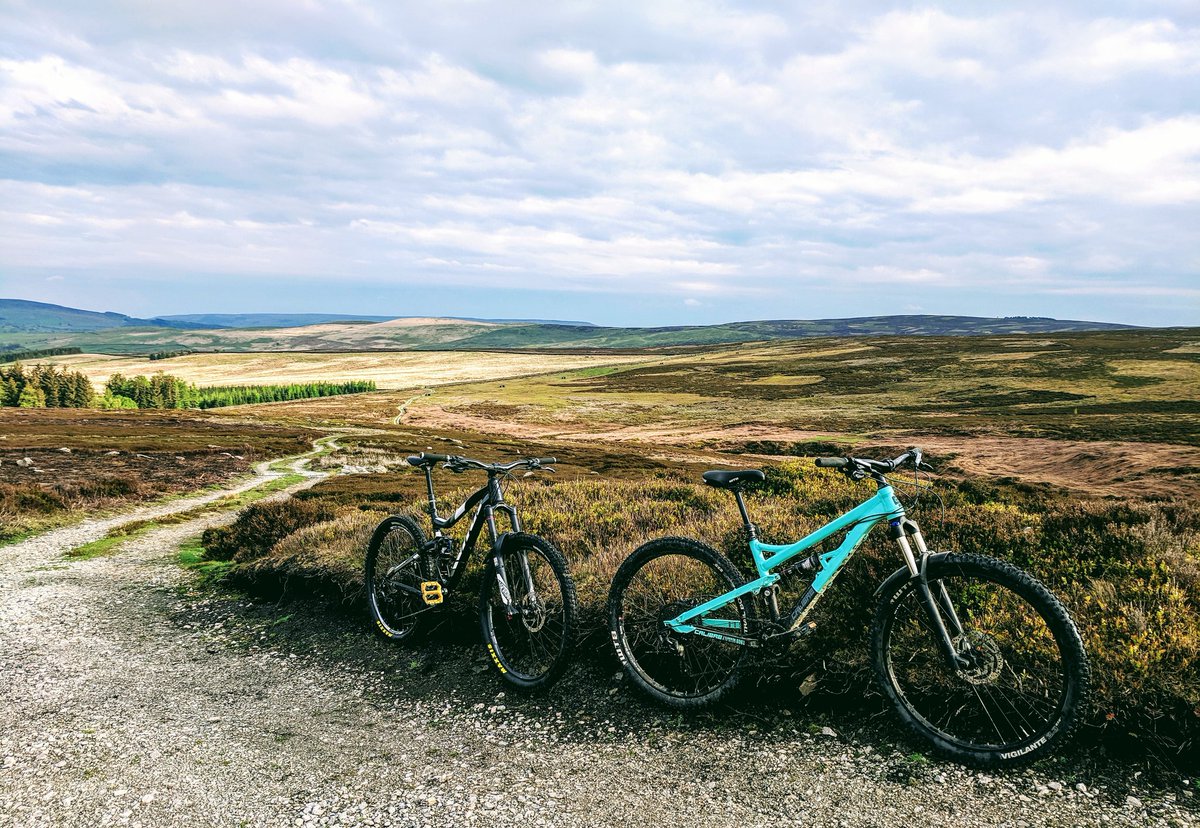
left=0, top=409, right=312, bottom=542
left=4, top=326, right=1197, bottom=770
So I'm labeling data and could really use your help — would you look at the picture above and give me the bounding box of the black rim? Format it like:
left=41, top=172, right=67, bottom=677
left=884, top=570, right=1070, bottom=754
left=617, top=552, right=745, bottom=699
left=484, top=546, right=569, bottom=682
left=368, top=523, right=426, bottom=638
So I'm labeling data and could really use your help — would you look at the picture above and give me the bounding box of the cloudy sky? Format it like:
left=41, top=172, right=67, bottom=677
left=1, top=1, right=1198, bottom=326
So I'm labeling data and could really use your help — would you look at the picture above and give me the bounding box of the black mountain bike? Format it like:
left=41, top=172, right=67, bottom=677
left=365, top=452, right=578, bottom=690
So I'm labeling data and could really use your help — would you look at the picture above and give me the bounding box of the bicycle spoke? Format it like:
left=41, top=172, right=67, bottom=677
left=883, top=565, right=1071, bottom=753
left=486, top=546, right=570, bottom=681
left=368, top=523, right=426, bottom=638
left=613, top=549, right=746, bottom=700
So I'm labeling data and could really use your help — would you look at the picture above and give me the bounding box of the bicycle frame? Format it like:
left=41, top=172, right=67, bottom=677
left=421, top=466, right=528, bottom=612
left=665, top=485, right=906, bottom=643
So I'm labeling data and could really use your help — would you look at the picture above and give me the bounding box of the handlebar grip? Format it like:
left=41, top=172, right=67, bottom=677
left=815, top=457, right=850, bottom=468
left=405, top=455, right=424, bottom=466
left=534, top=457, right=557, bottom=465
left=422, top=452, right=451, bottom=462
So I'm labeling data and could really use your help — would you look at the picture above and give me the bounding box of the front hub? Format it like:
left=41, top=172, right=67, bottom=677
left=953, top=630, right=1004, bottom=685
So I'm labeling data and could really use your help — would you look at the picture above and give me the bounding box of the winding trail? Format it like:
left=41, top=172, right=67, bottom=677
left=0, top=442, right=1194, bottom=827
left=0, top=435, right=337, bottom=586
left=392, top=389, right=432, bottom=425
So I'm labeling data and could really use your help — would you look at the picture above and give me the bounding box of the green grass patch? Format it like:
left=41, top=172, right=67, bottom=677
left=178, top=535, right=234, bottom=583
left=67, top=534, right=128, bottom=560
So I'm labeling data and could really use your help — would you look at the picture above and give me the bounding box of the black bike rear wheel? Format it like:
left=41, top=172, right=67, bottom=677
left=479, top=533, right=578, bottom=691
left=607, top=537, right=752, bottom=709
left=365, top=515, right=431, bottom=642
left=871, top=553, right=1090, bottom=767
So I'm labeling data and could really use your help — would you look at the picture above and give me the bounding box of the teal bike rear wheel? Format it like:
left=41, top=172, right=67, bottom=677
left=608, top=537, right=753, bottom=709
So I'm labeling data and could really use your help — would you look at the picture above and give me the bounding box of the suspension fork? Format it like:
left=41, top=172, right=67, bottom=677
left=892, top=519, right=968, bottom=670
left=496, top=505, right=535, bottom=604
left=486, top=477, right=530, bottom=615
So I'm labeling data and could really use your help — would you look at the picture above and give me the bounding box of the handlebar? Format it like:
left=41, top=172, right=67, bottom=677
left=814, top=457, right=850, bottom=469
left=406, top=452, right=556, bottom=474
left=407, top=453, right=449, bottom=465
left=814, top=447, right=927, bottom=478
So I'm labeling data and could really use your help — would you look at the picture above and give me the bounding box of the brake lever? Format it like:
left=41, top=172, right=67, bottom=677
left=917, top=461, right=935, bottom=472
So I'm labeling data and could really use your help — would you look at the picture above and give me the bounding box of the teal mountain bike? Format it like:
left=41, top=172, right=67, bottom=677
left=607, top=449, right=1090, bottom=766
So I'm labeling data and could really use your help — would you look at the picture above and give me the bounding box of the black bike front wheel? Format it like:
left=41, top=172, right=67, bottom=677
left=607, top=536, right=752, bottom=709
left=365, top=515, right=431, bottom=642
left=479, top=533, right=578, bottom=691
left=871, top=553, right=1090, bottom=767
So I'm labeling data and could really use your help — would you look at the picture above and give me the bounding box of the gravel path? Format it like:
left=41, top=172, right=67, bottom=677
left=1, top=458, right=1196, bottom=827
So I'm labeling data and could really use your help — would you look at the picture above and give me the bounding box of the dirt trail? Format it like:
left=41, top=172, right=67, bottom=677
left=393, top=390, right=432, bottom=425
left=0, top=446, right=1195, bottom=827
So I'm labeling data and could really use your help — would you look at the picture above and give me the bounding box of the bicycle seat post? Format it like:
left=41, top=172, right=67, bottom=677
left=423, top=465, right=440, bottom=523
left=732, top=487, right=757, bottom=540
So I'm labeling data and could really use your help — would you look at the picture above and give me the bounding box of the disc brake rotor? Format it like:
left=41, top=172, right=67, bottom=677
left=954, top=630, right=1005, bottom=685
left=520, top=595, right=547, bottom=633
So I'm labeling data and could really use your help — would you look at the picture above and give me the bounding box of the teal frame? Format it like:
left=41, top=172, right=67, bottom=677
left=665, top=485, right=906, bottom=638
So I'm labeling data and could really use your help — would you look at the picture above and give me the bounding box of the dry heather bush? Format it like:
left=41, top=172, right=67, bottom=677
left=235, top=508, right=386, bottom=601
left=201, top=499, right=337, bottom=562
left=1, top=476, right=148, bottom=542
left=0, top=476, right=145, bottom=517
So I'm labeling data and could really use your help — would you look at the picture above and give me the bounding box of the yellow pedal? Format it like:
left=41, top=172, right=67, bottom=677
left=420, top=581, right=444, bottom=606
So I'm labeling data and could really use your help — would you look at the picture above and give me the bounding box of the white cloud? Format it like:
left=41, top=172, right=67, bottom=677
left=1030, top=18, right=1200, bottom=81
left=0, top=2, right=1197, bottom=324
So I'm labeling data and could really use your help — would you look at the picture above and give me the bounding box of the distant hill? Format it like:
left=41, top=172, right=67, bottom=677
left=161, top=313, right=596, bottom=328
left=0, top=299, right=208, bottom=333
left=0, top=299, right=1141, bottom=354
left=445, top=315, right=1139, bottom=349
left=456, top=317, right=596, bottom=326
left=160, top=313, right=390, bottom=328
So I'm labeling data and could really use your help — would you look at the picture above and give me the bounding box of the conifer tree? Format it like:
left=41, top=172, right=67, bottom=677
left=17, top=384, right=46, bottom=408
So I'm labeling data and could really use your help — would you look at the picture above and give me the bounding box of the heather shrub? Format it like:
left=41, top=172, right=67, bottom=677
left=201, top=498, right=337, bottom=562
left=0, top=475, right=144, bottom=516
left=234, top=509, right=386, bottom=601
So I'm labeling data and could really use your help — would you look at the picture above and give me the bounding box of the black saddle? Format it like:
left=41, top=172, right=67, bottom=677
left=702, top=469, right=765, bottom=489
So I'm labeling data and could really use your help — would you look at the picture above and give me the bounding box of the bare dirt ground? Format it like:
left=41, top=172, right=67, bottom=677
left=1, top=451, right=1197, bottom=827
left=405, top=407, right=1200, bottom=498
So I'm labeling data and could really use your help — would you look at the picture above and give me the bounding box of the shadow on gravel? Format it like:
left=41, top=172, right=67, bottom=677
left=163, top=578, right=1199, bottom=812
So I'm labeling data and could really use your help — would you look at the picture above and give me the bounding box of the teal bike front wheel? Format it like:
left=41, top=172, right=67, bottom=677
left=871, top=552, right=1090, bottom=767
left=608, top=536, right=753, bottom=708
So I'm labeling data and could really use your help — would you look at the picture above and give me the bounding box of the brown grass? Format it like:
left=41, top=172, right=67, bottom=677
left=0, top=408, right=313, bottom=543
